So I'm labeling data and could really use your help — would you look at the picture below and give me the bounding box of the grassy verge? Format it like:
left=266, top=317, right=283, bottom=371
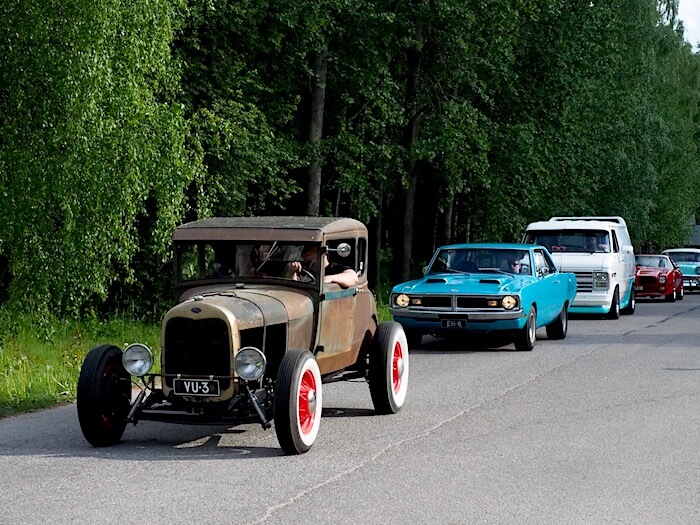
left=0, top=298, right=393, bottom=420
left=0, top=312, right=160, bottom=419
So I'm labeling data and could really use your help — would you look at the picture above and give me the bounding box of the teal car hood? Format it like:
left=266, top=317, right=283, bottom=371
left=392, top=272, right=531, bottom=295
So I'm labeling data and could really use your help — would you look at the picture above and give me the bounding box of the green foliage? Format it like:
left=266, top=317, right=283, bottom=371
left=0, top=307, right=160, bottom=418
left=1, top=0, right=699, bottom=314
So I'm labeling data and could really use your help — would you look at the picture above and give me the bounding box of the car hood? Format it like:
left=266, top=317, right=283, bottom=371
left=675, top=263, right=698, bottom=275
left=170, top=284, right=314, bottom=329
left=392, top=272, right=532, bottom=295
left=549, top=252, right=611, bottom=271
left=636, top=266, right=664, bottom=277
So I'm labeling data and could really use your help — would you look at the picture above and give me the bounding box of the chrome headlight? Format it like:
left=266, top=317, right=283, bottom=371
left=235, top=347, right=266, bottom=381
left=122, top=343, right=153, bottom=377
left=593, top=272, right=609, bottom=289
left=658, top=275, right=666, bottom=284
left=395, top=294, right=410, bottom=308
left=502, top=295, right=517, bottom=310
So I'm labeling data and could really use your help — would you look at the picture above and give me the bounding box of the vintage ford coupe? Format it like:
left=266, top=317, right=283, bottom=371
left=634, top=254, right=684, bottom=301
left=390, top=243, right=577, bottom=351
left=77, top=217, right=409, bottom=454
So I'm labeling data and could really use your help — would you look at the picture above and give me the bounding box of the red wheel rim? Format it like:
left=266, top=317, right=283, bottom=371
left=298, top=368, right=317, bottom=435
left=392, top=341, right=403, bottom=393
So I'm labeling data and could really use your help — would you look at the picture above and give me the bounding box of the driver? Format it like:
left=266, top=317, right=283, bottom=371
left=287, top=244, right=358, bottom=287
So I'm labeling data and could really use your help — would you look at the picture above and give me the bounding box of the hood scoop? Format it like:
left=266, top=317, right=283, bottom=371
left=425, top=278, right=448, bottom=283
left=479, top=278, right=502, bottom=284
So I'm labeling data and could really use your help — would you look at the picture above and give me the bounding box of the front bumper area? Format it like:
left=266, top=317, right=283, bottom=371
left=392, top=307, right=526, bottom=333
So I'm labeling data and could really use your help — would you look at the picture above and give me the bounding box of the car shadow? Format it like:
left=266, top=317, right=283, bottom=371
left=410, top=334, right=519, bottom=353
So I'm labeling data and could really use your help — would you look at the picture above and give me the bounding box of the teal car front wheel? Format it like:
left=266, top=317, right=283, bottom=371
left=514, top=306, right=536, bottom=351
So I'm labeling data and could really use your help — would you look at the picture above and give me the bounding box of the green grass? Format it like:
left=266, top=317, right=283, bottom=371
left=0, top=312, right=160, bottom=419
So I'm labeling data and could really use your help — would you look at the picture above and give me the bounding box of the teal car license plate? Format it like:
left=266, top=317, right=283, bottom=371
left=442, top=319, right=467, bottom=329
left=173, top=378, right=220, bottom=396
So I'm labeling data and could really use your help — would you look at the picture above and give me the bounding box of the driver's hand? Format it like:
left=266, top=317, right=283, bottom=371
left=287, top=261, right=302, bottom=280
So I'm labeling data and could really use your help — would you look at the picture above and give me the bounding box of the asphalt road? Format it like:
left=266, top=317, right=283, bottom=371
left=1, top=295, right=699, bottom=525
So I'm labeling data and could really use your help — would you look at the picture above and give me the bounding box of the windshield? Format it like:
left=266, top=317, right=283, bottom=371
left=526, top=229, right=611, bottom=253
left=636, top=256, right=664, bottom=267
left=427, top=248, right=533, bottom=276
left=174, top=241, right=322, bottom=285
left=665, top=251, right=700, bottom=263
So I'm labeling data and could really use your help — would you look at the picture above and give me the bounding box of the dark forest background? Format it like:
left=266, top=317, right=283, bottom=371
left=2, top=0, right=700, bottom=320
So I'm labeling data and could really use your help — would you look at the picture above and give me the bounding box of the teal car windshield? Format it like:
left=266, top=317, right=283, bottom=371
left=427, top=248, right=533, bottom=276
left=666, top=251, right=700, bottom=263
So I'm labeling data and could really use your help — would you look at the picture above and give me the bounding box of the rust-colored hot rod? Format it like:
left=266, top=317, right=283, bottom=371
left=77, top=217, right=409, bottom=454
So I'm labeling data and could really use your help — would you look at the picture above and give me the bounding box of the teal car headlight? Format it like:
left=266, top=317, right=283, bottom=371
left=395, top=294, right=410, bottom=308
left=696, top=267, right=700, bottom=275
left=593, top=272, right=609, bottom=289
left=502, top=295, right=517, bottom=310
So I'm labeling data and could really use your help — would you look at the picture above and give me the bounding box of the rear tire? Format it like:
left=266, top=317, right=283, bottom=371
left=274, top=350, right=322, bottom=455
left=77, top=344, right=131, bottom=447
left=514, top=306, right=536, bottom=351
left=546, top=304, right=568, bottom=340
left=369, top=322, right=409, bottom=414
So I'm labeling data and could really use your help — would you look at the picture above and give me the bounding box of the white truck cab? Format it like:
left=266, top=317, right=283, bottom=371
left=523, top=216, right=636, bottom=318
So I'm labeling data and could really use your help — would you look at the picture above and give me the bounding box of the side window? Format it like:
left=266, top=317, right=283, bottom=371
left=328, top=238, right=358, bottom=272
left=357, top=238, right=367, bottom=276
left=535, top=249, right=556, bottom=275
left=611, top=231, right=620, bottom=252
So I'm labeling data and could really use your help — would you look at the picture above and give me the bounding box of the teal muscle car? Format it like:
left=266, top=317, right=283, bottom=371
left=390, top=243, right=577, bottom=351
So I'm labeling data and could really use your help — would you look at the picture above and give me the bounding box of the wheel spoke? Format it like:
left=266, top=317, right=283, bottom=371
left=392, top=341, right=404, bottom=393
left=298, top=369, right=317, bottom=435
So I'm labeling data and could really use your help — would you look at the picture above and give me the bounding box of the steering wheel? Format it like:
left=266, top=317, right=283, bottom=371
left=297, top=268, right=317, bottom=284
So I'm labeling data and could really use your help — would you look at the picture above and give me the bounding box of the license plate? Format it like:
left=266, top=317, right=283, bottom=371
left=634, top=285, right=643, bottom=291
left=173, top=378, right=220, bottom=396
left=442, top=319, right=467, bottom=329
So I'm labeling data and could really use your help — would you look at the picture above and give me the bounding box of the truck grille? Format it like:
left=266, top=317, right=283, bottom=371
left=163, top=317, right=231, bottom=389
left=573, top=271, right=593, bottom=292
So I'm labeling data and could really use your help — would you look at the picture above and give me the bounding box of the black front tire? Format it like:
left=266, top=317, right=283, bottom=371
left=514, top=306, right=537, bottom=351
left=621, top=287, right=636, bottom=314
left=606, top=288, right=620, bottom=319
left=77, top=344, right=131, bottom=447
left=369, top=322, right=409, bottom=414
left=546, top=304, right=568, bottom=340
left=677, top=285, right=684, bottom=300
left=274, top=350, right=322, bottom=455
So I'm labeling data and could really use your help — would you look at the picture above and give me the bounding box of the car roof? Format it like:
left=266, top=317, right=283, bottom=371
left=662, top=248, right=700, bottom=253
left=172, top=216, right=367, bottom=242
left=438, top=243, right=538, bottom=251
left=526, top=219, right=621, bottom=231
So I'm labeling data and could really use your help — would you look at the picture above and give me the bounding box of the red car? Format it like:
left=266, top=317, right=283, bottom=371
left=634, top=254, right=684, bottom=301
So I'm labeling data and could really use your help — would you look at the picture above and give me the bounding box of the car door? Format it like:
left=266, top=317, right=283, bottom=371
left=315, top=239, right=358, bottom=374
left=533, top=249, right=562, bottom=325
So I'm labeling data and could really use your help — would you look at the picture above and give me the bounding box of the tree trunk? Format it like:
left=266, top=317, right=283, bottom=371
left=368, top=194, right=383, bottom=292
left=391, top=31, right=422, bottom=283
left=306, top=49, right=327, bottom=216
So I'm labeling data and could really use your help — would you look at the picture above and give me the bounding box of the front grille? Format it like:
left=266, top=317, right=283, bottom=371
left=419, top=296, right=452, bottom=308
left=573, top=271, right=593, bottom=292
left=456, top=297, right=502, bottom=309
left=164, top=317, right=231, bottom=389
left=638, top=276, right=657, bottom=285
